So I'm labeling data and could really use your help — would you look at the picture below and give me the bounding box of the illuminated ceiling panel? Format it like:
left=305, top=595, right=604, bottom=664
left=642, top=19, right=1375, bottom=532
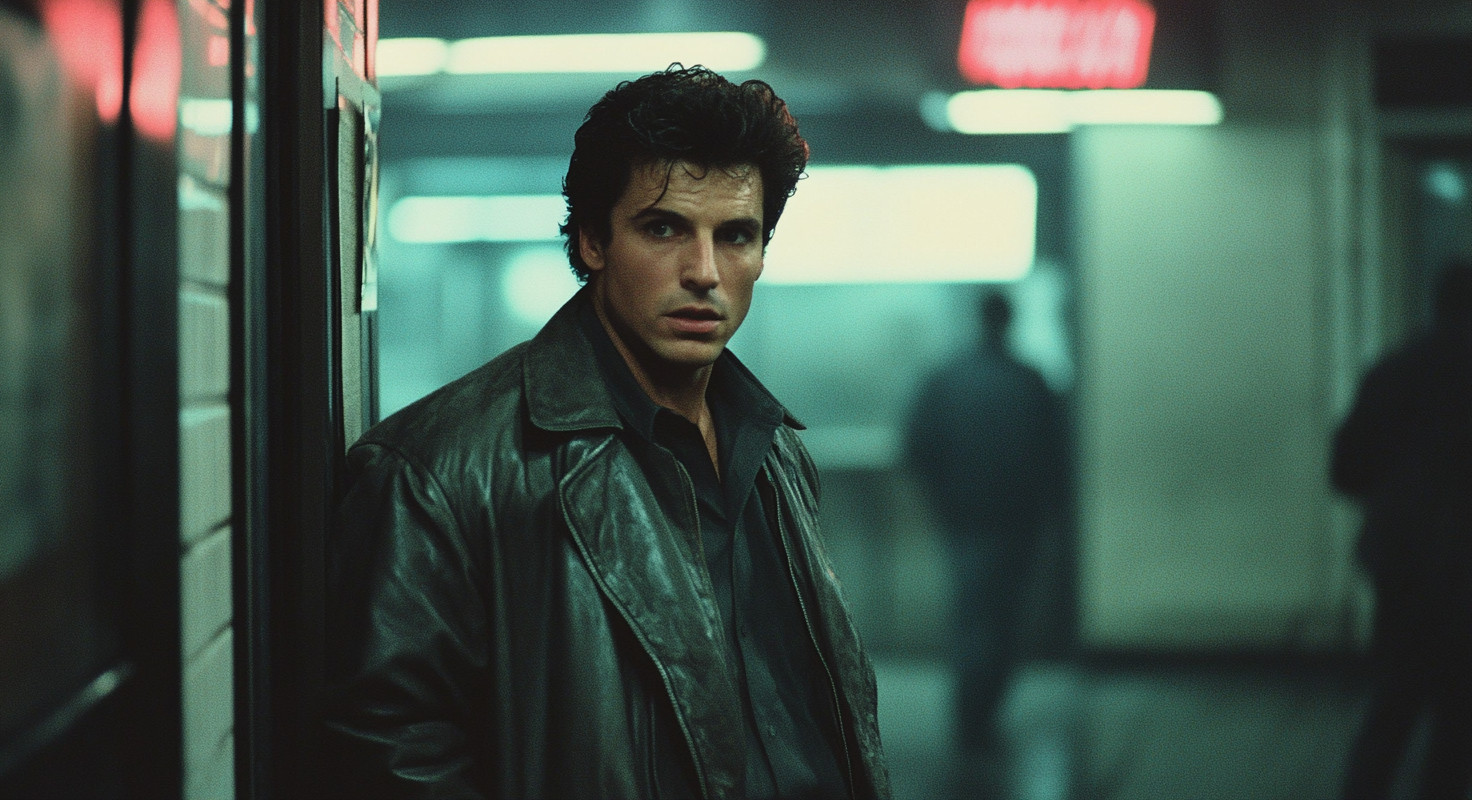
left=762, top=165, right=1037, bottom=284
left=936, top=88, right=1222, bottom=134
left=376, top=32, right=765, bottom=77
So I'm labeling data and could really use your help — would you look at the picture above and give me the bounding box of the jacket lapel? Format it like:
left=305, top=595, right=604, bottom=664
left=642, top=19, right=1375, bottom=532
left=558, top=435, right=744, bottom=800
left=525, top=291, right=745, bottom=799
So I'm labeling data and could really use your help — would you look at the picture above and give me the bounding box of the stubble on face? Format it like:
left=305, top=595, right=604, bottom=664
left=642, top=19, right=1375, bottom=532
left=582, top=161, right=765, bottom=405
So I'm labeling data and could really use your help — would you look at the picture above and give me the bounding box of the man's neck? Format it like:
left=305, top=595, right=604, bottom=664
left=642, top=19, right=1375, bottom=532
left=633, top=362, right=712, bottom=426
left=592, top=300, right=722, bottom=475
left=591, top=301, right=712, bottom=422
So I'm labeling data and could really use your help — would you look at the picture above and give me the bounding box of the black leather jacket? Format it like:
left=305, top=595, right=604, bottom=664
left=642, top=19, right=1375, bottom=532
left=324, top=293, right=891, bottom=799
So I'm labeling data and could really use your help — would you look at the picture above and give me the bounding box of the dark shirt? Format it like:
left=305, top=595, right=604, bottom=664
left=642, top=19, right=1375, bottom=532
left=579, top=300, right=849, bottom=800
left=905, top=344, right=1068, bottom=538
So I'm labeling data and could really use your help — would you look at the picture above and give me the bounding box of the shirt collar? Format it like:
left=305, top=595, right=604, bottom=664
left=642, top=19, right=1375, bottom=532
left=576, top=290, right=787, bottom=443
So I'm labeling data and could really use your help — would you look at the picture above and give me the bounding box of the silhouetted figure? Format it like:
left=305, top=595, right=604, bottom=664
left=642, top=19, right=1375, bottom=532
left=1334, top=260, right=1472, bottom=800
left=904, top=289, right=1069, bottom=758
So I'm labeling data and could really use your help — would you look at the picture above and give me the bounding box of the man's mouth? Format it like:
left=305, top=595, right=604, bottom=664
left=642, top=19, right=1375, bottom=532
left=668, top=306, right=722, bottom=321
left=666, top=306, right=723, bottom=334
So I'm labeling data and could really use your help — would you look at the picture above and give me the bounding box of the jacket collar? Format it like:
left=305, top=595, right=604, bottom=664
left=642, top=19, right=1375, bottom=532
left=524, top=287, right=804, bottom=433
left=523, top=288, right=623, bottom=433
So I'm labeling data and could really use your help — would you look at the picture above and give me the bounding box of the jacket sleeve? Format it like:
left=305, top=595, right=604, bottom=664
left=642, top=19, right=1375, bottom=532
left=323, top=442, right=490, bottom=799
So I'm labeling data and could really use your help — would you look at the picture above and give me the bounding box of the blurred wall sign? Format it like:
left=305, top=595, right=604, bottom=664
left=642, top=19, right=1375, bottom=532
left=957, top=0, right=1156, bottom=89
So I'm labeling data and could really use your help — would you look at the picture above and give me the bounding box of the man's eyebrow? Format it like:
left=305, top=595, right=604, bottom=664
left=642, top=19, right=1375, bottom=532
left=631, top=206, right=685, bottom=222
left=629, top=208, right=760, bottom=230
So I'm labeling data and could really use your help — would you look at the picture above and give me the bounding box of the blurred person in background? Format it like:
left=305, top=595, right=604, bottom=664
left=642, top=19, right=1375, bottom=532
left=323, top=65, right=890, bottom=799
left=1333, top=259, right=1472, bottom=800
left=904, top=288, right=1070, bottom=772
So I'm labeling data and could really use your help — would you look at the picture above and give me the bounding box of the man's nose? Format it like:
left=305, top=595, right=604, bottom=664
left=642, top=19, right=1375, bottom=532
left=681, top=237, right=719, bottom=291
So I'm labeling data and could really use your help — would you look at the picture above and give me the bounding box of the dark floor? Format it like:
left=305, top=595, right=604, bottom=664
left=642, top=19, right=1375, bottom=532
left=873, top=657, right=1404, bottom=800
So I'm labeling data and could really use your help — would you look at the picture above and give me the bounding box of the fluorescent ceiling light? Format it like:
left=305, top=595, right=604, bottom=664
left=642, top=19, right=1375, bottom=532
left=387, top=195, right=566, bottom=244
left=945, top=90, right=1073, bottom=134
left=442, top=32, right=765, bottom=75
left=942, top=89, right=1223, bottom=134
left=762, top=164, right=1037, bottom=284
left=377, top=37, right=450, bottom=77
left=1069, top=90, right=1223, bottom=125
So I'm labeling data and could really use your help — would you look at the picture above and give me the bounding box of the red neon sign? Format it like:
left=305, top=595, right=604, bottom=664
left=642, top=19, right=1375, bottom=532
left=41, top=0, right=179, bottom=141
left=957, top=0, right=1157, bottom=89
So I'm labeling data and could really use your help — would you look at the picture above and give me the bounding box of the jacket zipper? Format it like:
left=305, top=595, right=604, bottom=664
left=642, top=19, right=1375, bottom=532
left=670, top=458, right=709, bottom=574
left=766, top=465, right=858, bottom=800
left=559, top=440, right=713, bottom=800
left=670, top=454, right=721, bottom=800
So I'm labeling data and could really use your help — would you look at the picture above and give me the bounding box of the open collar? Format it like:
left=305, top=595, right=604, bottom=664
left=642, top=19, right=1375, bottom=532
left=523, top=287, right=804, bottom=435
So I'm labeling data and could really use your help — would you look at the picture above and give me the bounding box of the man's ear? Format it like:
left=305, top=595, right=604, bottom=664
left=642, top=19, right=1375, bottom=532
left=578, top=231, right=605, bottom=273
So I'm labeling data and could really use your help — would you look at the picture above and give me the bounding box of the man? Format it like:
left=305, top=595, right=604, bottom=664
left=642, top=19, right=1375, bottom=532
left=324, top=66, right=890, bottom=800
left=1333, top=260, right=1472, bottom=800
left=903, top=289, right=1068, bottom=763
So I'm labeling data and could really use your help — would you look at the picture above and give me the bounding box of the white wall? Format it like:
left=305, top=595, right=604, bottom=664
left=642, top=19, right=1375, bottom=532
left=1070, top=1, right=1375, bottom=652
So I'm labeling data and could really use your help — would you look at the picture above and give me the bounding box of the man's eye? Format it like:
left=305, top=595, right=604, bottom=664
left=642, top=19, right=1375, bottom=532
left=646, top=221, right=675, bottom=237
left=721, top=228, right=755, bottom=245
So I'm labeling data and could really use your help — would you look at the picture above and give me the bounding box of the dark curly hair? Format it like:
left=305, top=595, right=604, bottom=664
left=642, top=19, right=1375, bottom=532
left=560, top=64, right=809, bottom=281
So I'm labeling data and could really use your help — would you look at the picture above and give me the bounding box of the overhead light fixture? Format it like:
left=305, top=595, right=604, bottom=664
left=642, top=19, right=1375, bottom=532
left=377, top=32, right=765, bottom=78
left=762, top=164, right=1037, bottom=284
left=387, top=195, right=566, bottom=244
left=938, top=88, right=1222, bottom=134
left=376, top=37, right=450, bottom=77
left=941, top=89, right=1074, bottom=134
left=1069, top=89, right=1223, bottom=125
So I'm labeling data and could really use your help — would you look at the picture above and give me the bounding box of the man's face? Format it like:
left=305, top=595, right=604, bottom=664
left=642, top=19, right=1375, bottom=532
left=583, top=160, right=764, bottom=378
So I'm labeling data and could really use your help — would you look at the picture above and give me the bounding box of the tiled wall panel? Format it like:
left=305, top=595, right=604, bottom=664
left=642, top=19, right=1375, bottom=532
left=185, top=732, right=234, bottom=800
left=178, top=0, right=236, bottom=794
left=180, top=289, right=230, bottom=401
left=179, top=176, right=230, bottom=285
left=179, top=405, right=232, bottom=544
left=181, top=526, right=232, bottom=661
left=182, top=630, right=234, bottom=797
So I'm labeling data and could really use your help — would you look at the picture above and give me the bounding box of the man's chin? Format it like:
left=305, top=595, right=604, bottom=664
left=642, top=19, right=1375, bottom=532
left=650, top=341, right=724, bottom=371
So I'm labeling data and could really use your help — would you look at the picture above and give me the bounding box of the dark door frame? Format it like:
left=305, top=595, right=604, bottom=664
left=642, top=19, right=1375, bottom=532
left=247, top=1, right=339, bottom=796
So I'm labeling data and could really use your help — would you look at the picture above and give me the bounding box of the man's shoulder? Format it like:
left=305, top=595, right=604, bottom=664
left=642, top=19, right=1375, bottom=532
left=355, top=342, right=531, bottom=464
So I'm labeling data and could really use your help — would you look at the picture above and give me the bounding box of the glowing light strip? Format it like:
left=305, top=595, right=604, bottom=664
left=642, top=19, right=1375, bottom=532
left=1068, top=89, right=1223, bottom=124
left=376, top=32, right=765, bottom=77
left=376, top=37, right=449, bottom=77
left=762, top=164, right=1037, bottom=284
left=941, top=89, right=1222, bottom=134
left=387, top=195, right=566, bottom=243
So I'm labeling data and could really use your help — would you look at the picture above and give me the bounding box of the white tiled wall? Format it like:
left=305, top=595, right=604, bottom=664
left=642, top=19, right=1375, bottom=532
left=178, top=0, right=236, bottom=796
left=179, top=271, right=234, bottom=800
